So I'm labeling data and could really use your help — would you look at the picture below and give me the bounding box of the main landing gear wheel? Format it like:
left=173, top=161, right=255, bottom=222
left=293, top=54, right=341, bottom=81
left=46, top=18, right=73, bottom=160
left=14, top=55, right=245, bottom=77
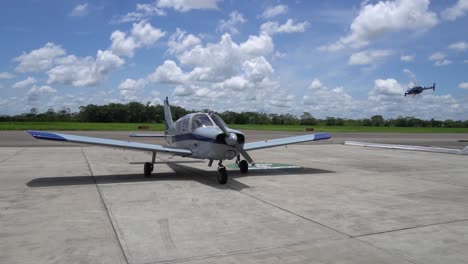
left=144, top=162, right=153, bottom=177
left=239, top=160, right=248, bottom=174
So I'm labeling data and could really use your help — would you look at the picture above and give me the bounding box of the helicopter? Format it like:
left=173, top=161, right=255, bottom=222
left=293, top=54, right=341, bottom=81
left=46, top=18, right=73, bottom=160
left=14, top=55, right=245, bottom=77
left=405, top=83, right=435, bottom=96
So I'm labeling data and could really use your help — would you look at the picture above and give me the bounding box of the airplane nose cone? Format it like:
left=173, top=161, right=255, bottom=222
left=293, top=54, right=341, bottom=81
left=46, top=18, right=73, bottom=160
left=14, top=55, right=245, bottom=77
left=226, top=133, right=238, bottom=146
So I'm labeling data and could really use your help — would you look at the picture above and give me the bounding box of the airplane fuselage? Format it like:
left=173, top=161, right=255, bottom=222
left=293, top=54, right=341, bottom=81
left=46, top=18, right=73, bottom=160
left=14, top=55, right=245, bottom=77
left=165, top=113, right=244, bottom=161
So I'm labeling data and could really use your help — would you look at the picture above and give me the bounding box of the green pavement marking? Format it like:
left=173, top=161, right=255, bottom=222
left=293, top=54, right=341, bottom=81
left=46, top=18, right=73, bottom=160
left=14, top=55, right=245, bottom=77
left=227, top=163, right=302, bottom=170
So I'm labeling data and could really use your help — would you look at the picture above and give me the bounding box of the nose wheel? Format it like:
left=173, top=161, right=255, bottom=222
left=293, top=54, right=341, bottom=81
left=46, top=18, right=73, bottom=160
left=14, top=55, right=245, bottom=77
left=217, top=160, right=228, bottom=184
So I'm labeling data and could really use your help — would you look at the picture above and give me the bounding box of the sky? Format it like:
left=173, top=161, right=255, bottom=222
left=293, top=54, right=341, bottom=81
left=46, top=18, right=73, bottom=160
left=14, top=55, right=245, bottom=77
left=0, top=0, right=468, bottom=120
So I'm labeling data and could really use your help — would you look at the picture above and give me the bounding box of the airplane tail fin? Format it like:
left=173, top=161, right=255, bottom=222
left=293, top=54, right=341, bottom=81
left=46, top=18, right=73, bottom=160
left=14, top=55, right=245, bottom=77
left=461, top=146, right=468, bottom=155
left=433, top=83, right=436, bottom=91
left=163, top=97, right=175, bottom=131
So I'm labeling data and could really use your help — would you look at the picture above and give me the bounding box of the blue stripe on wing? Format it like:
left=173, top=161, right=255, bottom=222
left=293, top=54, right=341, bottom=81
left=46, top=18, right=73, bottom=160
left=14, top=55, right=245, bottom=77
left=313, top=133, right=331, bottom=141
left=27, top=130, right=67, bottom=141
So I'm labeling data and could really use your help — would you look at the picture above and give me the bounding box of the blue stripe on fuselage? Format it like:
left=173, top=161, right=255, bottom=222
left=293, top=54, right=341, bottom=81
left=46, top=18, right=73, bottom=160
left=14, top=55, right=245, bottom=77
left=171, top=133, right=218, bottom=144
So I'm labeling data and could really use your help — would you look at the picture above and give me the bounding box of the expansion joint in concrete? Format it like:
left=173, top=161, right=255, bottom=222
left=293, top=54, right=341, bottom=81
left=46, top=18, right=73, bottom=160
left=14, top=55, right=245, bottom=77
left=80, top=147, right=130, bottom=264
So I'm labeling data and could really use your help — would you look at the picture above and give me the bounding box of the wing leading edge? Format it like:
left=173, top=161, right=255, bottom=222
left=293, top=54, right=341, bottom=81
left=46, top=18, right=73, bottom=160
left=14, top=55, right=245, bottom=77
left=27, top=130, right=191, bottom=156
left=243, top=133, right=330, bottom=151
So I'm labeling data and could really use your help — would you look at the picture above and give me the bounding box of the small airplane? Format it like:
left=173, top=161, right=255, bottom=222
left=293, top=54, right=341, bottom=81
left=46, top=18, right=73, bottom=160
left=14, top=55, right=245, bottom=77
left=27, top=97, right=331, bottom=184
left=404, top=83, right=435, bottom=96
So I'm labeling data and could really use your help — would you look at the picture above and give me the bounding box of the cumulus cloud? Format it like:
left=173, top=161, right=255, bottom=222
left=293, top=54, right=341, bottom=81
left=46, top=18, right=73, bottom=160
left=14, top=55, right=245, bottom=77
left=449, top=41, right=468, bottom=51
left=403, top=68, right=416, bottom=80
left=156, top=0, right=221, bottom=12
left=428, top=52, right=452, bottom=66
left=320, top=0, right=438, bottom=51
left=348, top=49, right=393, bottom=65
left=27, top=85, right=57, bottom=104
left=441, top=0, right=468, bottom=21
left=12, top=77, right=36, bottom=89
left=148, top=60, right=189, bottom=84
left=115, top=3, right=166, bottom=23
left=110, top=21, right=166, bottom=57
left=13, top=42, right=66, bottom=73
left=261, top=4, right=288, bottom=19
left=118, top=78, right=147, bottom=101
left=459, top=82, right=468, bottom=89
left=400, top=55, right=415, bottom=62
left=47, top=50, right=124, bottom=86
left=308, top=78, right=323, bottom=90
left=0, top=72, right=15, bottom=79
left=260, top=19, right=309, bottom=35
left=70, top=3, right=89, bottom=17
left=217, top=11, right=246, bottom=34
left=167, top=29, right=201, bottom=55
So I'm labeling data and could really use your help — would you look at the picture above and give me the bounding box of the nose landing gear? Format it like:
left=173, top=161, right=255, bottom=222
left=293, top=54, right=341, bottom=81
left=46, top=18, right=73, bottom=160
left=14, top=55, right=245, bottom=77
left=217, top=160, right=228, bottom=184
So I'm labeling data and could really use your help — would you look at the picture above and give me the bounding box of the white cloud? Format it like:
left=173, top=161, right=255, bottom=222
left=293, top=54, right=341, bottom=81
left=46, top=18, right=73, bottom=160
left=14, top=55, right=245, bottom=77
left=428, top=52, right=445, bottom=61
left=12, top=77, right=36, bottom=89
left=118, top=78, right=147, bottom=101
left=242, top=56, right=273, bottom=82
left=403, top=68, right=416, bottom=80
left=148, top=60, right=189, bottom=84
left=217, top=11, right=246, bottom=34
left=320, top=0, right=438, bottom=51
left=308, top=78, right=323, bottom=90
left=400, top=55, right=414, bottom=62
left=27, top=85, right=57, bottom=104
left=348, top=49, right=393, bottom=65
left=214, top=76, right=251, bottom=91
left=167, top=28, right=201, bottom=55
left=434, top=59, right=452, bottom=66
left=441, top=0, right=468, bottom=21
left=13, top=42, right=66, bottom=72
left=0, top=72, right=15, bottom=79
left=449, top=41, right=468, bottom=51
left=261, top=4, right=288, bottom=19
left=116, top=3, right=166, bottom=23
left=47, top=50, right=124, bottom=87
left=70, top=3, right=89, bottom=17
left=459, top=82, right=468, bottom=89
left=110, top=21, right=166, bottom=58
left=156, top=0, right=221, bottom=12
left=260, top=19, right=309, bottom=35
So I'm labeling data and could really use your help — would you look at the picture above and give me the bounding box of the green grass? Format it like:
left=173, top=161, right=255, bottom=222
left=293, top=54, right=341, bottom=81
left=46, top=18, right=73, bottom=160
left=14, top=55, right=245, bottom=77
left=1, top=121, right=468, bottom=133
left=0, top=122, right=166, bottom=131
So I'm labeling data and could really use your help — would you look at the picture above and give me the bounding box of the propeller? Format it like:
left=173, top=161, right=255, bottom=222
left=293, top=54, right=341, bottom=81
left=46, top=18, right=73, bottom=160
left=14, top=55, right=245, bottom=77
left=210, top=113, right=254, bottom=165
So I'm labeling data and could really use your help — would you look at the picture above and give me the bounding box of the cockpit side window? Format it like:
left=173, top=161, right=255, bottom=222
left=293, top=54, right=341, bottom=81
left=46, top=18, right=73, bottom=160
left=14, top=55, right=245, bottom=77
left=192, top=114, right=214, bottom=130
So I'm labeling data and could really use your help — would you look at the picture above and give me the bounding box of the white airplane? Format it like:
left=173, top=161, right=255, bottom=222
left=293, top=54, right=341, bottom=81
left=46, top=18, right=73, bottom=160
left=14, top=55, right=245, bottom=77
left=27, top=97, right=331, bottom=184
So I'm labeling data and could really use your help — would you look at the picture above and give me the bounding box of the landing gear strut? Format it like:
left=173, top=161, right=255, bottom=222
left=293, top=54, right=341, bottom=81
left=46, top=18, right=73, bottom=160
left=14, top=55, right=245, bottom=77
left=144, top=152, right=156, bottom=177
left=217, top=160, right=228, bottom=184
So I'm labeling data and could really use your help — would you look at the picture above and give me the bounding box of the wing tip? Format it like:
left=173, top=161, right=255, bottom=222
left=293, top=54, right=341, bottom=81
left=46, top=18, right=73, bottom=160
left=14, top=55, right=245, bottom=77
left=27, top=130, right=67, bottom=141
left=314, top=133, right=331, bottom=140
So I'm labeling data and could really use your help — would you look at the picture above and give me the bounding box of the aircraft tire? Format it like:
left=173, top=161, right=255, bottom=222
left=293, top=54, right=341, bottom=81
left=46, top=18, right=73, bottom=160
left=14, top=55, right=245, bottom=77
left=217, top=167, right=228, bottom=184
left=239, top=160, right=248, bottom=174
left=144, top=162, right=153, bottom=177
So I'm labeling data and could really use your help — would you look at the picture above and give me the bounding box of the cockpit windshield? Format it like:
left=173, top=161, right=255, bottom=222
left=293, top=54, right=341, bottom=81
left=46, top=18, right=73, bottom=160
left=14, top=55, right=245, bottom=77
left=192, top=114, right=214, bottom=129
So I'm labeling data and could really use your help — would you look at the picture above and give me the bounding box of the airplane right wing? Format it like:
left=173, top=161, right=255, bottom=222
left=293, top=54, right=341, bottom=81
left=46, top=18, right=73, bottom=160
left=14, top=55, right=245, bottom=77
left=129, top=133, right=166, bottom=137
left=27, top=130, right=191, bottom=156
left=243, top=133, right=331, bottom=151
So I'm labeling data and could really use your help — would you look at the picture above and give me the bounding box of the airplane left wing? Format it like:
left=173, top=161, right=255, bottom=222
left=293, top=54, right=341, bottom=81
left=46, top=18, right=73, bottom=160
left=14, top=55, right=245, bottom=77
left=243, top=133, right=331, bottom=151
left=27, top=130, right=191, bottom=156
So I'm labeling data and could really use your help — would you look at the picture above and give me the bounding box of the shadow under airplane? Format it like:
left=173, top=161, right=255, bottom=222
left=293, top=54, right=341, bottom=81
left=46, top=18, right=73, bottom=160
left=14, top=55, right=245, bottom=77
left=27, top=162, right=335, bottom=191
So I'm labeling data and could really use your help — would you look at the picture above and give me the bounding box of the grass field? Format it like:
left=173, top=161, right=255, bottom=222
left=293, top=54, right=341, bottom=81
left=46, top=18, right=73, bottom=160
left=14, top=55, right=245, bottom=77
left=1, top=122, right=468, bottom=133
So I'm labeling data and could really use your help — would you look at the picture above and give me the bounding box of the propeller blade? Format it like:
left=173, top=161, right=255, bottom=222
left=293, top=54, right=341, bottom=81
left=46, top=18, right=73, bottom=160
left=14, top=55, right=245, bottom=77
left=235, top=144, right=255, bottom=165
left=210, top=113, right=230, bottom=137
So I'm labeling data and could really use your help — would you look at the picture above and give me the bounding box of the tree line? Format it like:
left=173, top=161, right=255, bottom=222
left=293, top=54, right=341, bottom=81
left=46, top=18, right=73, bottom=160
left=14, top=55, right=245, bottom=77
left=1, top=101, right=467, bottom=128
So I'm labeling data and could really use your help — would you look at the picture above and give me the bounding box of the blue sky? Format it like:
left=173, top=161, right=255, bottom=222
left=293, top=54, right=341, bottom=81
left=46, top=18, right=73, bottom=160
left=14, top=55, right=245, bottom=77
left=1, top=0, right=467, bottom=119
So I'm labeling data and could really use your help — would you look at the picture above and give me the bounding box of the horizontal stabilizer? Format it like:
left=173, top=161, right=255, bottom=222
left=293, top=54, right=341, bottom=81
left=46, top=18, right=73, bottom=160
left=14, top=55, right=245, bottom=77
left=244, top=133, right=330, bottom=151
left=27, top=130, right=191, bottom=156
left=345, top=141, right=467, bottom=155
left=129, top=133, right=166, bottom=137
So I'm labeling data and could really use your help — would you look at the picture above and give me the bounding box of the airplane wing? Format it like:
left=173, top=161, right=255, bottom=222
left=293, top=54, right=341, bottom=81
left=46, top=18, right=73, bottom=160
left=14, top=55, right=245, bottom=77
left=129, top=133, right=166, bottom=137
left=243, top=133, right=331, bottom=151
left=27, top=130, right=191, bottom=156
